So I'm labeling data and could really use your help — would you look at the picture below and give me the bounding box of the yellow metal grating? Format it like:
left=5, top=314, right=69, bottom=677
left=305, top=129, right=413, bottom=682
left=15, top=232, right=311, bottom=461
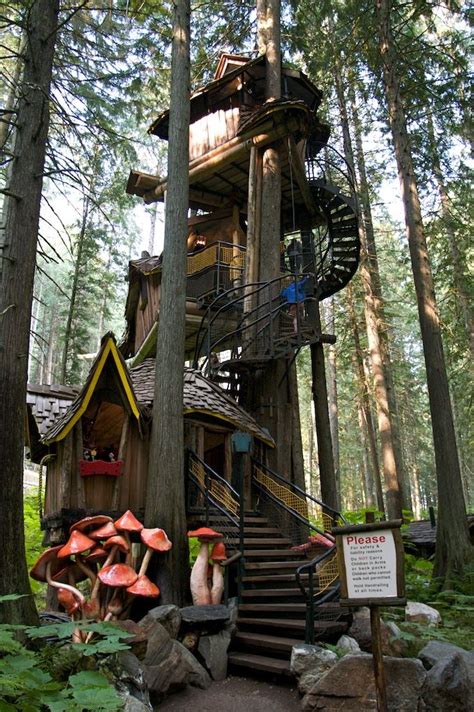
left=190, top=458, right=239, bottom=516
left=314, top=552, right=339, bottom=596
left=254, top=465, right=309, bottom=519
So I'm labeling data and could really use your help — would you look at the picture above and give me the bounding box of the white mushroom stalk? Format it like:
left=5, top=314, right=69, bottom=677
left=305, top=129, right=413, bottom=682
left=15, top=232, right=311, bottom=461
left=190, top=541, right=212, bottom=606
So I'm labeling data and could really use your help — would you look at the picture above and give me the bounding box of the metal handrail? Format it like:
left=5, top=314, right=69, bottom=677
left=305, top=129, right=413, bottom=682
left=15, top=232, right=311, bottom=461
left=187, top=449, right=240, bottom=528
left=193, top=272, right=317, bottom=369
left=252, top=459, right=346, bottom=524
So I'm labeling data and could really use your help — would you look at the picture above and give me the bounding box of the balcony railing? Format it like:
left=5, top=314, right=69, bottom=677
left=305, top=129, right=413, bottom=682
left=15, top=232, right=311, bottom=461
left=186, top=241, right=246, bottom=303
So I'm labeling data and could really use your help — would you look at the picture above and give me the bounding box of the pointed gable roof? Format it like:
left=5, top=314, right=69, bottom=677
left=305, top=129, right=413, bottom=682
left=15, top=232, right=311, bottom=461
left=42, top=333, right=140, bottom=444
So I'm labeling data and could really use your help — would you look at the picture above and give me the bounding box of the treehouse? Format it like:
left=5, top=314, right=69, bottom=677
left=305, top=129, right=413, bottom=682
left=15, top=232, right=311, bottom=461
left=125, top=53, right=359, bottom=366
left=27, top=333, right=273, bottom=544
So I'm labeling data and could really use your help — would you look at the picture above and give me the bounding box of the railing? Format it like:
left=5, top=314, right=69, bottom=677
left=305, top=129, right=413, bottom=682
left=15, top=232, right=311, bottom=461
left=186, top=449, right=245, bottom=601
left=252, top=459, right=346, bottom=644
left=193, top=273, right=318, bottom=372
left=186, top=241, right=246, bottom=302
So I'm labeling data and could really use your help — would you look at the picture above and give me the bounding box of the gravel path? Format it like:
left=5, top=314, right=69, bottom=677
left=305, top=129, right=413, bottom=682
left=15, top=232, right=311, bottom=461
left=155, top=674, right=301, bottom=711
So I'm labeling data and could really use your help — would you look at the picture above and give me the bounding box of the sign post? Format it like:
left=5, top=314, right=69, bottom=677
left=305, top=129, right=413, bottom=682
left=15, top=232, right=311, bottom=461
left=332, top=520, right=405, bottom=712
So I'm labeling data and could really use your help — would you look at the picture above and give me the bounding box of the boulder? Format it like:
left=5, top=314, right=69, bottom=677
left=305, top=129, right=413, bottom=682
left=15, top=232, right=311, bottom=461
left=418, top=640, right=472, bottom=670
left=348, top=607, right=406, bottom=656
left=102, top=651, right=152, bottom=711
left=422, top=651, right=474, bottom=711
left=138, top=604, right=181, bottom=640
left=384, top=622, right=409, bottom=657
left=405, top=602, right=441, bottom=627
left=114, top=620, right=148, bottom=660
left=180, top=604, right=230, bottom=628
left=142, top=621, right=173, bottom=667
left=225, top=597, right=239, bottom=636
left=290, top=643, right=338, bottom=695
left=197, top=629, right=231, bottom=681
left=302, top=653, right=426, bottom=711
left=336, top=635, right=361, bottom=655
left=143, top=639, right=211, bottom=703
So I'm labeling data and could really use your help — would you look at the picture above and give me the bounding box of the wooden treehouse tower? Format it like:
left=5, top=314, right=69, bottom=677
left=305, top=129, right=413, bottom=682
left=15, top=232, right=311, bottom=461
left=124, top=53, right=360, bottom=674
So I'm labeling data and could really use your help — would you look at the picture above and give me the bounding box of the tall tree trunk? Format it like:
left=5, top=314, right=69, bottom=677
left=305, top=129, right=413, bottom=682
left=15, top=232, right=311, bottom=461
left=0, top=0, right=58, bottom=625
left=324, top=298, right=340, bottom=506
left=427, top=113, right=474, bottom=360
left=145, top=0, right=191, bottom=606
left=61, top=196, right=90, bottom=382
left=346, top=285, right=385, bottom=513
left=349, top=79, right=411, bottom=512
left=376, top=0, right=472, bottom=584
left=333, top=58, right=403, bottom=518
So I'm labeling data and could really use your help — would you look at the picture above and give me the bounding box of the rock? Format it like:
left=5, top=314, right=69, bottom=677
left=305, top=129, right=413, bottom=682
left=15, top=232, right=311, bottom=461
left=138, top=604, right=181, bottom=639
left=113, top=620, right=148, bottom=660
left=102, top=651, right=152, bottom=711
left=180, top=604, right=230, bottom=628
left=348, top=607, right=405, bottom=655
left=302, top=653, right=426, bottom=711
left=418, top=640, right=472, bottom=670
left=143, top=621, right=173, bottom=667
left=225, top=597, right=239, bottom=636
left=422, top=651, right=474, bottom=711
left=405, top=601, right=441, bottom=627
left=336, top=635, right=361, bottom=655
left=197, top=629, right=231, bottom=681
left=143, top=639, right=211, bottom=703
left=290, top=643, right=338, bottom=695
left=384, top=621, right=409, bottom=657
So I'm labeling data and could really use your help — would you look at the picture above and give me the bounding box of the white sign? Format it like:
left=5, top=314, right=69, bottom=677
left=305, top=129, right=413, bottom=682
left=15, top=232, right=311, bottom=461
left=342, top=528, right=398, bottom=599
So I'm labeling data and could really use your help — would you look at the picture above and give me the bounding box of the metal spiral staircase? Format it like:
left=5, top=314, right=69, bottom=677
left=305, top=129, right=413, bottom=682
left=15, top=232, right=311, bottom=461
left=186, top=452, right=351, bottom=676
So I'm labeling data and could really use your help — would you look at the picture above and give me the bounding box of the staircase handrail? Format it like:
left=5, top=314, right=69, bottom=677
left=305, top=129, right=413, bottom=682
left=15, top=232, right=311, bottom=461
left=193, top=272, right=316, bottom=368
left=186, top=449, right=240, bottom=529
left=252, top=459, right=346, bottom=525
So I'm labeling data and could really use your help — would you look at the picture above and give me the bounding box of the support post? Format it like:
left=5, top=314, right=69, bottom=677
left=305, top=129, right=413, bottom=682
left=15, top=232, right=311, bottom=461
left=370, top=605, right=388, bottom=712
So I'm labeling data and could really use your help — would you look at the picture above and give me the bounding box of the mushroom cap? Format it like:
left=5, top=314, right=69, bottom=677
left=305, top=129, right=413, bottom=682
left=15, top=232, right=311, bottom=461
left=210, top=541, right=227, bottom=562
left=30, top=546, right=66, bottom=582
left=58, top=530, right=95, bottom=558
left=141, top=528, right=172, bottom=552
left=70, top=515, right=113, bottom=534
left=52, top=562, right=96, bottom=584
left=103, top=535, right=130, bottom=553
left=89, top=522, right=118, bottom=540
left=187, top=527, right=223, bottom=542
left=57, top=588, right=80, bottom=615
left=126, top=575, right=160, bottom=598
left=114, top=510, right=144, bottom=533
left=84, top=547, right=108, bottom=564
left=98, top=563, right=138, bottom=588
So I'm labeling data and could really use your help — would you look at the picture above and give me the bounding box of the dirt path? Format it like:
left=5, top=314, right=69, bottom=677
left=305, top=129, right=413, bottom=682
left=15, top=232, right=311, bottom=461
left=155, top=674, right=301, bottom=711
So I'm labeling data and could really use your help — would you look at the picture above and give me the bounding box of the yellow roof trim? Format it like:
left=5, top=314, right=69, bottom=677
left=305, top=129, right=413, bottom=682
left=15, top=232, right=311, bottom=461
left=183, top=407, right=275, bottom=447
left=50, top=339, right=140, bottom=444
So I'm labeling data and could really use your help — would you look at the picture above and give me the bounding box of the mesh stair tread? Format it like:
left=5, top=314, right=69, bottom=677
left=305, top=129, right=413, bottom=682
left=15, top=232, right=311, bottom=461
left=237, top=617, right=348, bottom=634
left=233, top=631, right=301, bottom=653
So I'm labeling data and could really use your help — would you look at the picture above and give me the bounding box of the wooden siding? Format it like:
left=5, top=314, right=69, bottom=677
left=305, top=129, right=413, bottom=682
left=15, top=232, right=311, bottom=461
left=189, top=107, right=240, bottom=161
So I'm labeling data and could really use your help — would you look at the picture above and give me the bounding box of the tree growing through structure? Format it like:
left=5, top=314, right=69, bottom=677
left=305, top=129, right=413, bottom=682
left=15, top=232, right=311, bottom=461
left=145, top=0, right=191, bottom=605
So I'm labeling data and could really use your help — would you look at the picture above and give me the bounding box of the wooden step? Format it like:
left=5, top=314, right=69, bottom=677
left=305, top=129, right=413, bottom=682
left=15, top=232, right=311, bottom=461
left=241, top=588, right=306, bottom=599
left=218, top=526, right=281, bottom=535
left=228, top=652, right=292, bottom=676
left=237, top=617, right=348, bottom=635
left=242, top=549, right=305, bottom=559
left=239, top=603, right=307, bottom=614
left=233, top=631, right=301, bottom=654
left=226, top=537, right=294, bottom=547
left=242, top=572, right=309, bottom=584
left=244, top=560, right=306, bottom=571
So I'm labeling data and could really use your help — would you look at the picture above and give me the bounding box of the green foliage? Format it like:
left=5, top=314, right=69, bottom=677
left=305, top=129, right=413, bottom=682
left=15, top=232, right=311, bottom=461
left=23, top=491, right=44, bottom=598
left=342, top=508, right=385, bottom=525
left=0, top=599, right=126, bottom=712
left=188, top=536, right=201, bottom=565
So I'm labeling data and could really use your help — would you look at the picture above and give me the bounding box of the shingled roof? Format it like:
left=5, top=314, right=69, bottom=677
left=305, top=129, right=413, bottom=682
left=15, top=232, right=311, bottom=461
left=130, top=358, right=275, bottom=447
left=27, top=383, right=79, bottom=437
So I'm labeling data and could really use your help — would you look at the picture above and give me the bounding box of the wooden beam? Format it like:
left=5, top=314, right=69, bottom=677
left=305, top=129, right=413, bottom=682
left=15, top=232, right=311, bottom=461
left=286, top=135, right=319, bottom=218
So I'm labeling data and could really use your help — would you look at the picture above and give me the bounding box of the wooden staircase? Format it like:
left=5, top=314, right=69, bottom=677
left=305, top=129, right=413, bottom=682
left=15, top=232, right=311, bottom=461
left=190, top=508, right=351, bottom=677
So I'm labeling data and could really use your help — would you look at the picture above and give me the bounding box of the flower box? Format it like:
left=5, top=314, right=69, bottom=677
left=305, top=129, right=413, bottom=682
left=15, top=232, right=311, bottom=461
left=79, top=460, right=123, bottom=477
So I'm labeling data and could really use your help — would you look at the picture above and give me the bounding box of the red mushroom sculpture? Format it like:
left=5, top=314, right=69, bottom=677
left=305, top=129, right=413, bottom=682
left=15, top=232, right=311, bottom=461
left=187, top=527, right=223, bottom=606
left=209, top=541, right=226, bottom=605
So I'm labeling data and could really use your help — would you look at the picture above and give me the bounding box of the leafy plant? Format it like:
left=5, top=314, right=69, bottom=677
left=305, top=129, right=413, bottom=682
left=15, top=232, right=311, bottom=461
left=23, top=490, right=44, bottom=598
left=0, top=597, right=126, bottom=711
